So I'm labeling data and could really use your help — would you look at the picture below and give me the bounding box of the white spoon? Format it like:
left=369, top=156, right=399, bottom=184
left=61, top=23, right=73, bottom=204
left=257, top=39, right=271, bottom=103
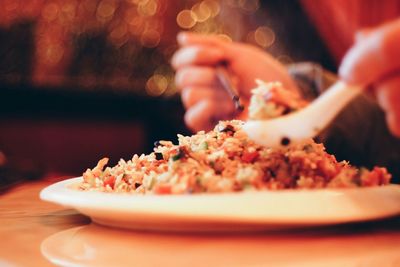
left=243, top=81, right=362, bottom=147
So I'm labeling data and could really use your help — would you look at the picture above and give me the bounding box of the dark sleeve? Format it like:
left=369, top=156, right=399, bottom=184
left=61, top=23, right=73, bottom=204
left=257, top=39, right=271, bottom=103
left=287, top=63, right=400, bottom=182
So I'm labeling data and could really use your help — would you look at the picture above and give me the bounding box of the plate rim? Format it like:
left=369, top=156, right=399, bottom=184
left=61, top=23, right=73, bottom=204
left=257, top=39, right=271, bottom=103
left=40, top=177, right=400, bottom=227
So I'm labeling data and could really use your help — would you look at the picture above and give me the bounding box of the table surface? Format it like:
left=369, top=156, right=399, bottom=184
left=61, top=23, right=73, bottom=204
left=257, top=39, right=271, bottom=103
left=1, top=177, right=400, bottom=267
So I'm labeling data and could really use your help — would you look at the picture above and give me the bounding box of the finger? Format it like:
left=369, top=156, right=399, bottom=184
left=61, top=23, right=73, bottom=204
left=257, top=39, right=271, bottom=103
left=386, top=113, right=400, bottom=138
left=171, top=45, right=225, bottom=69
left=181, top=86, right=229, bottom=109
left=354, top=28, right=373, bottom=42
left=175, top=66, right=219, bottom=90
left=184, top=99, right=235, bottom=132
left=177, top=31, right=230, bottom=47
left=375, top=76, right=400, bottom=137
left=339, top=19, right=400, bottom=85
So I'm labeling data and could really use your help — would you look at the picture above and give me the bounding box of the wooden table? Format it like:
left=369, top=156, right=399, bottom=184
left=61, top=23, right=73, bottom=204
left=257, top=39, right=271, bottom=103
left=1, top=178, right=400, bottom=267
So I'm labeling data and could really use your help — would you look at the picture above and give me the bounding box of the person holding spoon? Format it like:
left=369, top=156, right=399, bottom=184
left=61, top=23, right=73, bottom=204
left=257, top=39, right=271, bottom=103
left=171, top=19, right=400, bottom=181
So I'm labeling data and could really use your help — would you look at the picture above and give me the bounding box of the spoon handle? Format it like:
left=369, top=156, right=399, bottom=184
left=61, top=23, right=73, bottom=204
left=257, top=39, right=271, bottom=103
left=215, top=62, right=244, bottom=112
left=300, top=81, right=362, bottom=131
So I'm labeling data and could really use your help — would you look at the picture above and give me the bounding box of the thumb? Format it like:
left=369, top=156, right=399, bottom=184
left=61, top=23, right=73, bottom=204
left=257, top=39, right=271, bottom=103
left=354, top=28, right=373, bottom=43
left=339, top=19, right=400, bottom=86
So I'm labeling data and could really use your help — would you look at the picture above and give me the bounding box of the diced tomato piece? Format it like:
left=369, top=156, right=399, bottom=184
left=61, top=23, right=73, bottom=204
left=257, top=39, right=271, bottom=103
left=154, top=184, right=172, bottom=194
left=104, top=176, right=116, bottom=189
left=363, top=167, right=391, bottom=186
left=241, top=151, right=259, bottom=163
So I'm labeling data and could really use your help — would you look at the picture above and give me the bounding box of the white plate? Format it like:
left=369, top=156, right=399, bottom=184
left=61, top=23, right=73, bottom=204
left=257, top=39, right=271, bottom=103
left=40, top=177, right=400, bottom=232
left=41, top=224, right=400, bottom=267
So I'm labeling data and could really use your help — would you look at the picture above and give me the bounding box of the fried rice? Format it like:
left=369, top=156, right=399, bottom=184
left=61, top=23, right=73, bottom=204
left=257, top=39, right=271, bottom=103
left=79, top=81, right=391, bottom=194
left=249, top=80, right=308, bottom=120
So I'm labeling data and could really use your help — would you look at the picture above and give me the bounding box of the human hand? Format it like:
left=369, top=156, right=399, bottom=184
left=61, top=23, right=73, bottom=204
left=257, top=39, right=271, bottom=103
left=339, top=19, right=400, bottom=137
left=172, top=32, right=298, bottom=132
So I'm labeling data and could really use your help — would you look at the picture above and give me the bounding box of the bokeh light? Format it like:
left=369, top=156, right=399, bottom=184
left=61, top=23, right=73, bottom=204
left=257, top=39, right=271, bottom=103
left=217, top=34, right=232, bottom=43
left=191, top=2, right=211, bottom=23
left=96, top=0, right=117, bottom=23
left=204, top=0, right=220, bottom=17
left=254, top=26, right=275, bottom=48
left=109, top=23, right=129, bottom=46
left=60, top=2, right=78, bottom=25
left=128, top=16, right=144, bottom=35
left=38, top=42, right=65, bottom=66
left=140, top=29, right=160, bottom=48
left=146, top=74, right=168, bottom=96
left=176, top=9, right=197, bottom=29
left=0, top=0, right=278, bottom=97
left=246, top=26, right=275, bottom=48
left=137, top=0, right=158, bottom=17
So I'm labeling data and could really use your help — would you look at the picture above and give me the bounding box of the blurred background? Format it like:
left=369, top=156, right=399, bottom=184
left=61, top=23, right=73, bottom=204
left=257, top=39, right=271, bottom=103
left=2, top=0, right=381, bottom=183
